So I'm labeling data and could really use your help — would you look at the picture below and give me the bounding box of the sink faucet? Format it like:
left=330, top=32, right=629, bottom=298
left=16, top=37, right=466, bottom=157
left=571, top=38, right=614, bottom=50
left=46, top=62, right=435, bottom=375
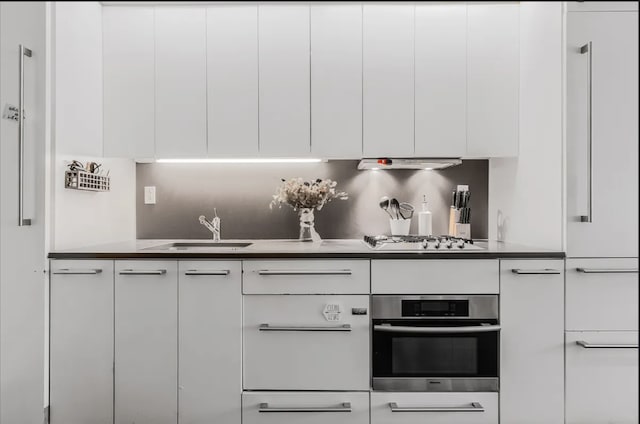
left=199, top=209, right=220, bottom=241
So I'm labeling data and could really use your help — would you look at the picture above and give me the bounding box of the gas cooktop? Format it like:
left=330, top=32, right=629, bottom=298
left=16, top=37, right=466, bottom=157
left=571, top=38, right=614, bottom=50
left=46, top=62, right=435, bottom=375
left=363, top=235, right=484, bottom=251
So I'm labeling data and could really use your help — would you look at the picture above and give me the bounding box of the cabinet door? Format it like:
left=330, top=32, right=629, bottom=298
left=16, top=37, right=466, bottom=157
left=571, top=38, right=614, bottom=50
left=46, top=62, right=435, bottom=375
left=114, top=261, right=177, bottom=424
left=467, top=4, right=519, bottom=157
left=371, top=392, right=498, bottom=424
left=566, top=331, right=639, bottom=424
left=500, top=260, right=564, bottom=424
left=243, top=295, right=370, bottom=390
left=178, top=261, right=241, bottom=424
left=155, top=8, right=207, bottom=158
left=415, top=4, right=467, bottom=158
left=103, top=7, right=155, bottom=159
left=207, top=5, right=258, bottom=157
left=243, top=392, right=370, bottom=424
left=566, top=12, right=639, bottom=257
left=363, top=4, right=414, bottom=157
left=310, top=4, right=362, bottom=159
left=50, top=261, right=114, bottom=424
left=258, top=4, right=310, bottom=156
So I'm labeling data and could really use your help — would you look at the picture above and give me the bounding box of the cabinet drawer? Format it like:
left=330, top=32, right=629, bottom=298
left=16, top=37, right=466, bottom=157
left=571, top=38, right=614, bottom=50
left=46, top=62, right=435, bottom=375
left=566, top=331, right=639, bottom=424
left=371, top=260, right=498, bottom=294
left=242, top=392, right=369, bottom=424
left=566, top=258, right=638, bottom=331
left=371, top=392, right=498, bottom=424
left=243, top=295, right=369, bottom=390
left=243, top=260, right=369, bottom=294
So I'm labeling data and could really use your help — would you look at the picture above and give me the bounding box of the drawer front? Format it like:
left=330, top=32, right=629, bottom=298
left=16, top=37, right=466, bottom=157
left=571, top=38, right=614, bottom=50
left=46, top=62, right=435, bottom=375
left=566, top=258, right=639, bottom=330
left=371, top=392, right=498, bottom=424
left=242, top=392, right=369, bottom=424
left=566, top=331, right=639, bottom=424
left=243, top=295, right=369, bottom=390
left=243, top=260, right=370, bottom=294
left=371, top=260, right=499, bottom=294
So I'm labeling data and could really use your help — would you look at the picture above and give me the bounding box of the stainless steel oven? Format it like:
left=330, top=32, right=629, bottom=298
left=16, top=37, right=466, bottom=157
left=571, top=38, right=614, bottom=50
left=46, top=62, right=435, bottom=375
left=372, top=295, right=499, bottom=392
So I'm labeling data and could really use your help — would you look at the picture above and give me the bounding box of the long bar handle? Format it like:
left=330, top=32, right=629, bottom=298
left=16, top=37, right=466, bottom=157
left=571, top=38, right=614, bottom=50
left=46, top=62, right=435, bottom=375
left=580, top=42, right=593, bottom=223
left=259, top=402, right=352, bottom=413
left=576, top=340, right=638, bottom=349
left=258, top=269, right=352, bottom=276
left=184, top=269, right=230, bottom=276
left=374, top=324, right=501, bottom=334
left=576, top=268, right=638, bottom=274
left=389, top=402, right=485, bottom=413
left=259, top=323, right=352, bottom=332
left=119, top=269, right=167, bottom=275
left=18, top=44, right=33, bottom=226
left=512, top=269, right=562, bottom=275
left=52, top=269, right=102, bottom=275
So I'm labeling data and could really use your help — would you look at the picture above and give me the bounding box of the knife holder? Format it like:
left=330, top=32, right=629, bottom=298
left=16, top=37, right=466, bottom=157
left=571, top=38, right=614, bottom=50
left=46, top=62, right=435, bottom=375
left=65, top=170, right=110, bottom=192
left=454, top=223, right=471, bottom=239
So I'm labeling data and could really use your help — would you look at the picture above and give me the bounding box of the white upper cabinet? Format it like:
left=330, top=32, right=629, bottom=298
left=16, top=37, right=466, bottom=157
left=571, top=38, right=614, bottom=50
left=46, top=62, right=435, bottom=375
left=310, top=4, right=363, bottom=159
left=155, top=8, right=207, bottom=158
left=363, top=4, right=415, bottom=158
left=467, top=4, right=519, bottom=157
left=207, top=5, right=259, bottom=157
left=415, top=4, right=467, bottom=158
left=103, top=7, right=155, bottom=159
left=258, top=4, right=310, bottom=156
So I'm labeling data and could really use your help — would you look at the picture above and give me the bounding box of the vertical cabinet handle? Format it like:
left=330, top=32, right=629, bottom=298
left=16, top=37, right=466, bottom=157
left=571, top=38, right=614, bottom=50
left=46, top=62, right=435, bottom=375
left=580, top=42, right=593, bottom=223
left=18, top=44, right=33, bottom=226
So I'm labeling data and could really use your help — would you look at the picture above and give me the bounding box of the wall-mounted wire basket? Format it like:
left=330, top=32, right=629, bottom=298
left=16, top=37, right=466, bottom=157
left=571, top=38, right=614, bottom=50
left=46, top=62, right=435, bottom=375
left=65, top=170, right=110, bottom=192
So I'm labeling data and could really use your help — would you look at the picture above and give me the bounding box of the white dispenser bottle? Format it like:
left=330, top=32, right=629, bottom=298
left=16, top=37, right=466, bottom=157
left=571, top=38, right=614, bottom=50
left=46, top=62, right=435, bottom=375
left=418, top=195, right=433, bottom=236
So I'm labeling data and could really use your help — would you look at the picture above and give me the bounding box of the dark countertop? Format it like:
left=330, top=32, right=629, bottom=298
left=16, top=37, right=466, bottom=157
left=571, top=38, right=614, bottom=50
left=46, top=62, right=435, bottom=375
left=48, top=239, right=565, bottom=260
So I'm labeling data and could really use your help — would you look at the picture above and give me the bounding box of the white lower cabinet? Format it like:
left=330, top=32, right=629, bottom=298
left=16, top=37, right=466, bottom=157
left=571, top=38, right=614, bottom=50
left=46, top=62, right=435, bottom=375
left=114, top=261, right=178, bottom=424
left=566, top=331, right=639, bottom=424
left=50, top=260, right=114, bottom=424
left=371, top=392, right=498, bottom=424
left=178, top=261, right=241, bottom=424
left=243, top=295, right=369, bottom=390
left=242, top=392, right=369, bottom=424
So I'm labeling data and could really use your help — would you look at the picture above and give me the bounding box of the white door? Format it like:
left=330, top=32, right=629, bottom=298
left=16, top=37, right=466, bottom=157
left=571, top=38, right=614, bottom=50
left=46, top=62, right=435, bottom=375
left=0, top=2, right=46, bottom=423
left=466, top=4, right=519, bottom=157
left=258, top=4, right=310, bottom=156
left=155, top=8, right=207, bottom=158
left=499, top=260, right=564, bottom=424
left=414, top=4, right=467, bottom=158
left=310, top=4, right=362, bottom=159
left=114, top=261, right=178, bottom=424
left=50, top=261, right=114, bottom=424
left=178, top=261, right=241, bottom=424
left=566, top=331, right=639, bottom=424
left=243, top=295, right=370, bottom=390
left=103, top=6, right=155, bottom=159
left=363, top=4, right=414, bottom=158
left=206, top=5, right=258, bottom=157
left=566, top=11, right=639, bottom=257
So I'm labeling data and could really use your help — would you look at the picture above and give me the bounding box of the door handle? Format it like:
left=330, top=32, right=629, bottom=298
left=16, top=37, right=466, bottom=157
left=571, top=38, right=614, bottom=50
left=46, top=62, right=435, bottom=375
left=580, top=42, right=593, bottom=223
left=576, top=340, right=638, bottom=349
left=259, top=323, right=352, bottom=332
left=576, top=268, right=638, bottom=274
left=389, top=402, right=485, bottom=413
left=184, top=269, right=230, bottom=276
left=374, top=324, right=501, bottom=334
left=118, top=269, right=167, bottom=275
left=52, top=269, right=102, bottom=275
left=259, top=402, right=352, bottom=413
left=18, top=44, right=33, bottom=226
left=511, top=269, right=562, bottom=275
left=258, top=269, right=352, bottom=276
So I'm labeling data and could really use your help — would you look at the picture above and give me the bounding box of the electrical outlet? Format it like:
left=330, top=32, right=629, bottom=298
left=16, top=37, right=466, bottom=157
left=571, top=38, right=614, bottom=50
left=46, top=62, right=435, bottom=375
left=144, top=186, right=156, bottom=205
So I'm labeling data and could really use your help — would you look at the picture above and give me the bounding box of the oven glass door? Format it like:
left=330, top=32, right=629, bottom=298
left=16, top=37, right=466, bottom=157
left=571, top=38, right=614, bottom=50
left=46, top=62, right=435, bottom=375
left=372, top=319, right=499, bottom=378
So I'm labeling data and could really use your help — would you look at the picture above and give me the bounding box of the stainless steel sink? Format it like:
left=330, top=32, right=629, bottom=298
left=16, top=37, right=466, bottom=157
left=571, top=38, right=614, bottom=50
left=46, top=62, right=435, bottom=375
left=144, top=242, right=252, bottom=251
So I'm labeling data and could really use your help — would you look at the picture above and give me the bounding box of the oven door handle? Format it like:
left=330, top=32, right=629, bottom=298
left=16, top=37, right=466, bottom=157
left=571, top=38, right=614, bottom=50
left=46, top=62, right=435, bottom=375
left=373, top=324, right=501, bottom=333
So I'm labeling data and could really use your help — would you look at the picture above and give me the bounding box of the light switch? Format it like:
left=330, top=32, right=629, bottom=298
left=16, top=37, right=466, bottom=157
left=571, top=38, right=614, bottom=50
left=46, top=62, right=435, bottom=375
left=144, top=186, right=156, bottom=205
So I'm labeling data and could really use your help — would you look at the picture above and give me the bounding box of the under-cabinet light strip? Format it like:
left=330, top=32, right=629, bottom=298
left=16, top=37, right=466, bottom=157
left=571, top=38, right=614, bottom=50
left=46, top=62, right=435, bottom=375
left=155, top=158, right=323, bottom=164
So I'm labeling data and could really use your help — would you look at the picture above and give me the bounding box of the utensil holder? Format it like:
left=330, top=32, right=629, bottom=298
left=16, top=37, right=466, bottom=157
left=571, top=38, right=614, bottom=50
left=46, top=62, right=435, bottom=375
left=389, top=218, right=411, bottom=236
left=64, top=170, right=110, bottom=192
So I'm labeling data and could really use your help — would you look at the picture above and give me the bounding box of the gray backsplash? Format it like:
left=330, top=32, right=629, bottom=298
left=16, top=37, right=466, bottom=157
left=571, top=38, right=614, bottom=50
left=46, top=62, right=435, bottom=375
left=136, top=160, right=488, bottom=240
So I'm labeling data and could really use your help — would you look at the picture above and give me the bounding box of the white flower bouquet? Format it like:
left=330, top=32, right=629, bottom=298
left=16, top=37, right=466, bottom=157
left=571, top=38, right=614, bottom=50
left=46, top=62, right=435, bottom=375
left=270, top=177, right=348, bottom=211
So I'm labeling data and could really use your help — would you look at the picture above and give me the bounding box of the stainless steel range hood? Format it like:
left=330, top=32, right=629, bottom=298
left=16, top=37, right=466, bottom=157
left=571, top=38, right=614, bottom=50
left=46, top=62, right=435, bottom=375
left=357, top=158, right=462, bottom=170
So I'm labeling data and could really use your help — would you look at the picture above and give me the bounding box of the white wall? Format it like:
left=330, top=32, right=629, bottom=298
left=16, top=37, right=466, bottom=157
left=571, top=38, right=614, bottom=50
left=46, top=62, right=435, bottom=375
left=488, top=2, right=564, bottom=250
